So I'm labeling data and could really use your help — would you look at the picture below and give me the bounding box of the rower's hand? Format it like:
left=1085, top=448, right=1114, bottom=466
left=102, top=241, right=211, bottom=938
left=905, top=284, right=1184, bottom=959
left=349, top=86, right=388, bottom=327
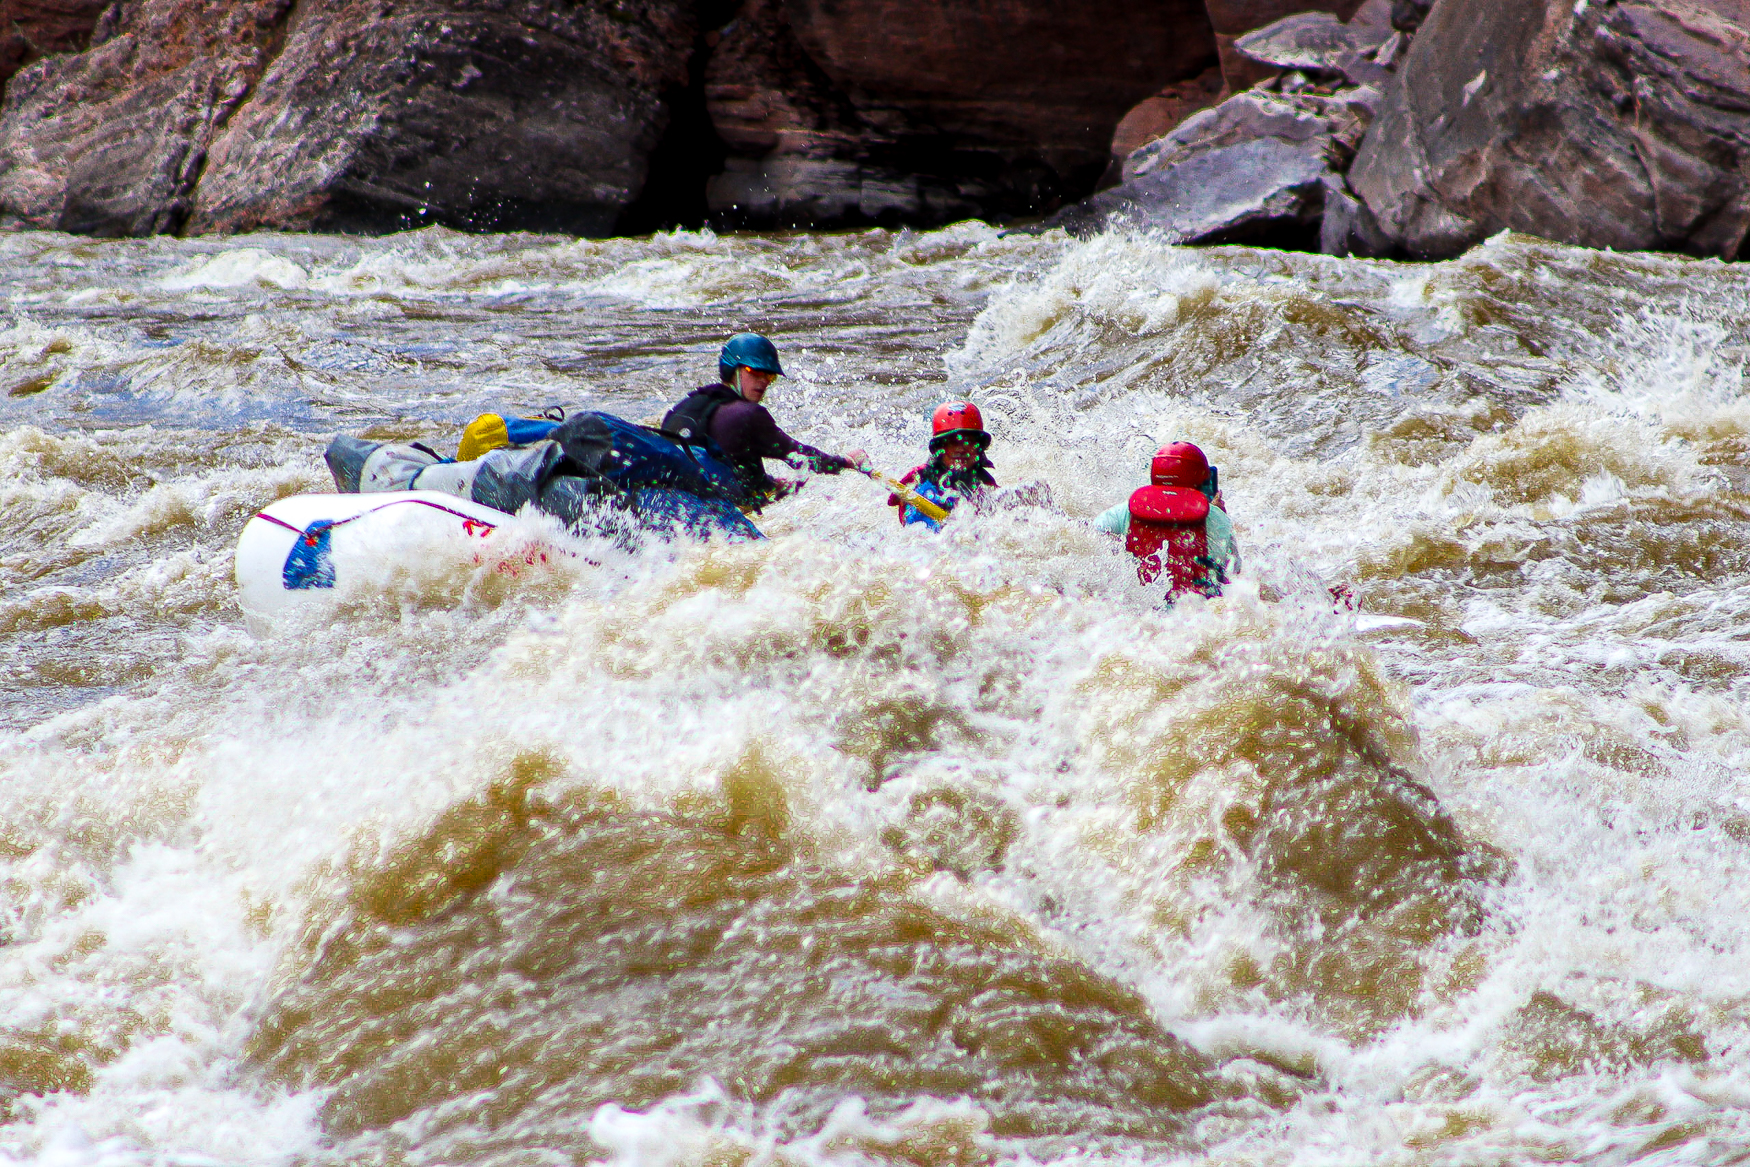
left=843, top=448, right=870, bottom=472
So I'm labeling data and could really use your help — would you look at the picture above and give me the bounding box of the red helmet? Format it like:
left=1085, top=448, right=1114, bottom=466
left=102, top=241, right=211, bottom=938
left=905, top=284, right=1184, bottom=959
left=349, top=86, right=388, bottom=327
left=929, top=401, right=990, bottom=451
left=1150, top=442, right=1209, bottom=487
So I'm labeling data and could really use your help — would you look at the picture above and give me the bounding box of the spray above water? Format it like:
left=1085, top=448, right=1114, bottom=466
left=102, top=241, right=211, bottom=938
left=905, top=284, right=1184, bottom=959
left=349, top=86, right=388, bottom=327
left=1, top=224, right=1749, bottom=1164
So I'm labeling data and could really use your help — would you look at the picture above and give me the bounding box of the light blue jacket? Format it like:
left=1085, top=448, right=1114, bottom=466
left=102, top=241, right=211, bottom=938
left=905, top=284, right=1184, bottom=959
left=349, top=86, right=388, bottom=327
left=1094, top=499, right=1241, bottom=579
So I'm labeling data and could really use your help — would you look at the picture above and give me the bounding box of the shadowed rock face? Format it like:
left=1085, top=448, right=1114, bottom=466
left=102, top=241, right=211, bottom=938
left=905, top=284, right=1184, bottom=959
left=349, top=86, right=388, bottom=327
left=704, top=0, right=1220, bottom=228
left=0, top=0, right=292, bottom=235
left=1349, top=0, right=1750, bottom=260
left=189, top=0, right=696, bottom=235
left=703, top=0, right=962, bottom=227
left=788, top=0, right=1217, bottom=175
left=0, top=0, right=110, bottom=95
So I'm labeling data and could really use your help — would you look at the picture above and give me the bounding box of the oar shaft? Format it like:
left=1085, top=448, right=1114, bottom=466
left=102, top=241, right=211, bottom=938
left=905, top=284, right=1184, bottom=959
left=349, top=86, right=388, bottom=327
left=863, top=468, right=951, bottom=523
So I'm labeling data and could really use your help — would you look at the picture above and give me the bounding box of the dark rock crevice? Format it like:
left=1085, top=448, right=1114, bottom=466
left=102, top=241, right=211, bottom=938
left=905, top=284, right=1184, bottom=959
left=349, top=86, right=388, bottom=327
left=166, top=0, right=305, bottom=235
left=616, top=0, right=737, bottom=234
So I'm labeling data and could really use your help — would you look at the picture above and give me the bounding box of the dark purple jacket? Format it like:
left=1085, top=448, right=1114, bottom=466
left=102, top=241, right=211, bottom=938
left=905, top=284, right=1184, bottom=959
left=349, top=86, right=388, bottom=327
left=664, top=383, right=852, bottom=493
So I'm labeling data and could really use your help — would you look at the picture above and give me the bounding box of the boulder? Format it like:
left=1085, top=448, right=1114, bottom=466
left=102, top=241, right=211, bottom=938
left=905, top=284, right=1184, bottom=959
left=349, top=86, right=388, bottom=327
left=0, top=0, right=697, bottom=237
left=0, top=0, right=290, bottom=235
left=189, top=0, right=696, bottom=234
left=1051, top=92, right=1335, bottom=244
left=1234, top=9, right=1393, bottom=85
left=1202, top=0, right=1367, bottom=89
left=1101, top=1, right=1395, bottom=188
left=1349, top=0, right=1750, bottom=260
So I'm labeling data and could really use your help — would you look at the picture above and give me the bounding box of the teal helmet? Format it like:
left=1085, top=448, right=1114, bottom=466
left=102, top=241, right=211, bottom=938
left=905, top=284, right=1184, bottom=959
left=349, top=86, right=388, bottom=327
left=719, top=333, right=783, bottom=383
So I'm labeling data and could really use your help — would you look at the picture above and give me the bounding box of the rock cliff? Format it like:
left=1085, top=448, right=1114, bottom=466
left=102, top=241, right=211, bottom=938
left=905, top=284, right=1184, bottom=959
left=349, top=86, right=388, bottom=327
left=0, top=0, right=1226, bottom=235
left=9, top=0, right=1750, bottom=257
left=0, top=0, right=699, bottom=236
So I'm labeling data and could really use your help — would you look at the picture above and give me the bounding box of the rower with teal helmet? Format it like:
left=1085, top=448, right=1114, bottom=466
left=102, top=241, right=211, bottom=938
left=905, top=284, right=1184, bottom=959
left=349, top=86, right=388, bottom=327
left=662, top=333, right=868, bottom=506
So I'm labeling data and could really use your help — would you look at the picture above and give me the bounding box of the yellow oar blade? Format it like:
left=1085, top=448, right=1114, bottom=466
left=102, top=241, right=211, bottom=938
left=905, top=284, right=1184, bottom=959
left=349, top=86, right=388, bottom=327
left=862, top=468, right=951, bottom=523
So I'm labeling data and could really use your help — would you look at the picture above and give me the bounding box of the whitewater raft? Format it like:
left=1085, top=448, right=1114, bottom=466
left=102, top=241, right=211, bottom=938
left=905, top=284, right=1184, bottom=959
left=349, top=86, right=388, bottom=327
left=234, top=409, right=775, bottom=616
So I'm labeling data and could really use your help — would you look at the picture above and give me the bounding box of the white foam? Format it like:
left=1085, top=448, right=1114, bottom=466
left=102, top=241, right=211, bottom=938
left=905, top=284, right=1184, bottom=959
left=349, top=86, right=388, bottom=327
left=158, top=250, right=309, bottom=292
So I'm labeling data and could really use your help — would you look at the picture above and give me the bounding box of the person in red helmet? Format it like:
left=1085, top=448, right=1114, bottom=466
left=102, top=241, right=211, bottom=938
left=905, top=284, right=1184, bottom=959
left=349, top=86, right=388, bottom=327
left=1095, top=441, right=1239, bottom=600
left=887, top=401, right=997, bottom=529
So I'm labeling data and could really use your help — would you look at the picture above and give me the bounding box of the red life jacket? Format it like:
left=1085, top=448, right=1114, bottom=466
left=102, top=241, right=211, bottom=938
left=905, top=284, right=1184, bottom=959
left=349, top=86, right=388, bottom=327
left=1125, top=485, right=1215, bottom=598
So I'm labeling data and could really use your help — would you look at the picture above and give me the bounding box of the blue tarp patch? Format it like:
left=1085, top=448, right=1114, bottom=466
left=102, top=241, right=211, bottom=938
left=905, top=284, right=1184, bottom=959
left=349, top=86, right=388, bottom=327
left=503, top=416, right=562, bottom=446
left=283, top=520, right=338, bottom=589
left=902, top=480, right=956, bottom=530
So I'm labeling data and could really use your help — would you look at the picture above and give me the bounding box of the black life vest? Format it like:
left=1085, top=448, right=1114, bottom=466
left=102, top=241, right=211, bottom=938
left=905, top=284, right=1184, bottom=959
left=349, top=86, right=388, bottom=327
left=661, top=384, right=740, bottom=446
left=1125, top=485, right=1219, bottom=599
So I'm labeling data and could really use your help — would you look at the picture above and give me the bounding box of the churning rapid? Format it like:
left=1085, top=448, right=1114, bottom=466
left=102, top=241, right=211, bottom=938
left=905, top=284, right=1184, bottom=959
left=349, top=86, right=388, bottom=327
left=3, top=222, right=1749, bottom=1166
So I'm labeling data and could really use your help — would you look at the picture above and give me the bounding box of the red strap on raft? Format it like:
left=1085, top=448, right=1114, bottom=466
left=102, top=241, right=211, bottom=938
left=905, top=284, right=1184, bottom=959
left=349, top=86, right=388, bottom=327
left=1125, top=485, right=1211, bottom=593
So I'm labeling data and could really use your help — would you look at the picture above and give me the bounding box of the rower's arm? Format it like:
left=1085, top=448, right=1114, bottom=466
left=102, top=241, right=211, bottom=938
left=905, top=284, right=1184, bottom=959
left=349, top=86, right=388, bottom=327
left=1093, top=501, right=1129, bottom=535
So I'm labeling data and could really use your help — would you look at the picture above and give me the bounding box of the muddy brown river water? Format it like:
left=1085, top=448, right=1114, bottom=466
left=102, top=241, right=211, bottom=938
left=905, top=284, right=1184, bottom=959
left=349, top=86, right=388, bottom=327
left=1, top=223, right=1748, bottom=1165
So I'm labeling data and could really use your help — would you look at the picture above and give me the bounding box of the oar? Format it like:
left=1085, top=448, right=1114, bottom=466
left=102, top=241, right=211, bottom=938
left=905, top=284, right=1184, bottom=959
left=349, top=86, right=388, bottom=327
left=859, top=466, right=951, bottom=523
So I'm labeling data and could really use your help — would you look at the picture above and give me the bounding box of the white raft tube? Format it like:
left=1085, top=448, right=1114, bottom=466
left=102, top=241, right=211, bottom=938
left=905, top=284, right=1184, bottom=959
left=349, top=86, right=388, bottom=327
left=234, top=491, right=553, bottom=618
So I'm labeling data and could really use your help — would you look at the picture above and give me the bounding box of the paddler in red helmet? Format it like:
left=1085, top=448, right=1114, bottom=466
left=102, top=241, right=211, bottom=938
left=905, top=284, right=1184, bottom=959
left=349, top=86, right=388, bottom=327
left=1094, top=441, right=1239, bottom=601
left=887, top=401, right=997, bottom=529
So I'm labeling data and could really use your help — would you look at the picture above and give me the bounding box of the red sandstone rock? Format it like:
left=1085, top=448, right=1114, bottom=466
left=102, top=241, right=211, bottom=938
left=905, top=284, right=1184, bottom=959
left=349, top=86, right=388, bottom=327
left=0, top=0, right=695, bottom=237
left=705, top=0, right=857, bottom=161
left=702, top=0, right=929, bottom=225
left=788, top=0, right=1217, bottom=180
left=704, top=0, right=1223, bottom=227
left=0, top=0, right=290, bottom=235
left=1349, top=0, right=1750, bottom=259
left=1107, top=68, right=1228, bottom=170
left=189, top=0, right=696, bottom=234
